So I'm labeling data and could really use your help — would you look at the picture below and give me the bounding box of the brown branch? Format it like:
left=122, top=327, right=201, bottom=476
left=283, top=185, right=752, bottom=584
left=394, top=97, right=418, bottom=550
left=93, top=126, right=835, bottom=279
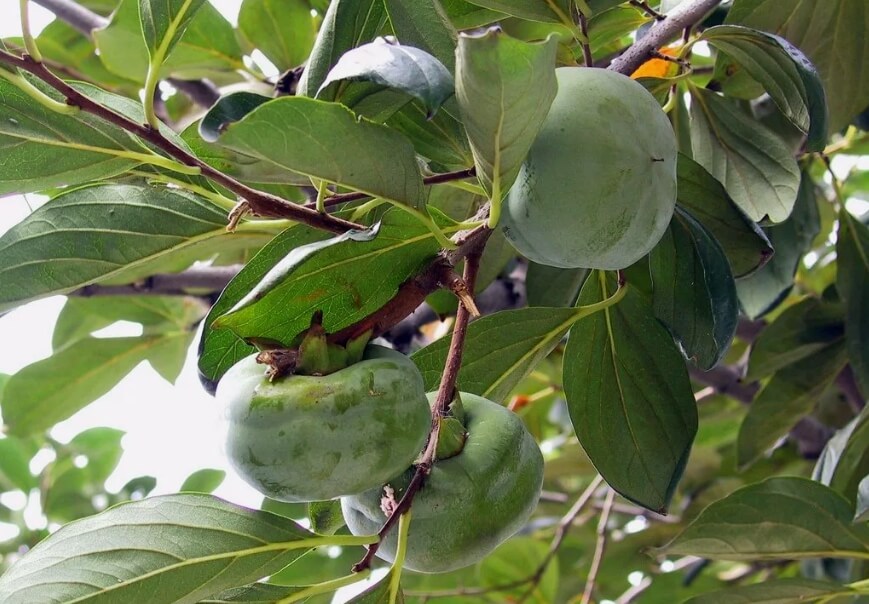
left=70, top=266, right=242, bottom=297
left=581, top=488, right=616, bottom=604
left=572, top=4, right=593, bottom=68
left=688, top=364, right=759, bottom=404
left=629, top=0, right=666, bottom=20
left=608, top=0, right=721, bottom=75
left=352, top=239, right=488, bottom=573
left=0, top=50, right=360, bottom=233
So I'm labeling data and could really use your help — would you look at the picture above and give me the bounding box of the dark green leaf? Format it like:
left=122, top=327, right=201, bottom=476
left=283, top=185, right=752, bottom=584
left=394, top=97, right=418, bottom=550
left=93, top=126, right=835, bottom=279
left=650, top=207, right=739, bottom=370
left=308, top=500, right=346, bottom=535
left=702, top=24, right=828, bottom=151
left=95, top=0, right=243, bottom=82
left=202, top=583, right=306, bottom=603
left=727, top=0, right=869, bottom=133
left=737, top=340, right=848, bottom=469
left=197, top=224, right=332, bottom=386
left=383, top=0, right=458, bottom=72
left=747, top=297, right=845, bottom=380
left=455, top=28, right=558, bottom=204
left=685, top=579, right=857, bottom=604
left=297, top=0, right=387, bottom=98
left=441, top=0, right=505, bottom=29
left=736, top=171, right=820, bottom=318
left=837, top=210, right=869, bottom=396
left=0, top=184, right=274, bottom=314
left=346, top=570, right=403, bottom=603
left=690, top=86, right=800, bottom=223
left=588, top=6, right=649, bottom=58
left=676, top=154, right=773, bottom=278
left=386, top=100, right=472, bottom=168
left=462, top=0, right=573, bottom=23
left=412, top=307, right=580, bottom=403
left=180, top=469, right=226, bottom=493
left=662, top=477, right=869, bottom=560
left=563, top=272, right=698, bottom=512
left=199, top=92, right=271, bottom=143
left=139, top=0, right=207, bottom=57
left=2, top=333, right=192, bottom=436
left=238, top=0, right=318, bottom=71
left=212, top=97, right=425, bottom=206
left=319, top=38, right=454, bottom=117
left=53, top=296, right=207, bottom=352
left=0, top=79, right=141, bottom=195
left=213, top=211, right=440, bottom=347
left=0, top=494, right=348, bottom=603
left=525, top=263, right=587, bottom=308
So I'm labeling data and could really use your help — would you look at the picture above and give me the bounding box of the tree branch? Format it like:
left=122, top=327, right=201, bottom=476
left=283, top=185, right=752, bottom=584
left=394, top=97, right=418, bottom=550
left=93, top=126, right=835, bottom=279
left=581, top=488, right=616, bottom=604
left=70, top=265, right=242, bottom=297
left=608, top=0, right=721, bottom=75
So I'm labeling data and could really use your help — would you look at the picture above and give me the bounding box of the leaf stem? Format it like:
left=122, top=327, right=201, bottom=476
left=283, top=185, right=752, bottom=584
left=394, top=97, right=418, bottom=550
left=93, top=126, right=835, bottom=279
left=315, top=179, right=329, bottom=213
left=129, top=170, right=237, bottom=211
left=0, top=68, right=78, bottom=114
left=19, top=0, right=42, bottom=61
left=276, top=569, right=372, bottom=604
left=388, top=512, right=411, bottom=603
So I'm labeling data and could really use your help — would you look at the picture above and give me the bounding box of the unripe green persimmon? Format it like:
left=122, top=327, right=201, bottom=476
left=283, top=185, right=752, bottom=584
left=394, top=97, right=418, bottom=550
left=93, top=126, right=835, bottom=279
left=501, top=67, right=677, bottom=270
left=218, top=345, right=431, bottom=503
left=341, top=393, right=544, bottom=573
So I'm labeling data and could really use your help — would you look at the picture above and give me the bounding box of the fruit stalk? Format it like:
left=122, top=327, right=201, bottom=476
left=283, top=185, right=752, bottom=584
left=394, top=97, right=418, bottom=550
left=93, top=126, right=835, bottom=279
left=352, top=245, right=485, bottom=572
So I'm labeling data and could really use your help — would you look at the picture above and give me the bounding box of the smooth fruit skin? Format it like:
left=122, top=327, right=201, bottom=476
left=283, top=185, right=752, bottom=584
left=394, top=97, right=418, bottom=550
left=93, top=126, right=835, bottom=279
left=341, top=393, right=544, bottom=573
left=501, top=67, right=677, bottom=270
left=218, top=345, right=431, bottom=503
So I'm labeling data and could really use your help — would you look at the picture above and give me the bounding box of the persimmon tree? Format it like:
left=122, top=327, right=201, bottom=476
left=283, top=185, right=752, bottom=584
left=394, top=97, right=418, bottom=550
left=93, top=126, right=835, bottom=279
left=0, top=0, right=868, bottom=602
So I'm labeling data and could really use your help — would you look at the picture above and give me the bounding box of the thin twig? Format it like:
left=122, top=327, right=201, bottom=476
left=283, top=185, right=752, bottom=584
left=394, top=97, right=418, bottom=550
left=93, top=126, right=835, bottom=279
left=615, top=575, right=653, bottom=604
left=352, top=241, right=488, bottom=572
left=629, top=0, right=665, bottom=20
left=608, top=0, right=721, bottom=75
left=576, top=10, right=593, bottom=68
left=0, top=50, right=360, bottom=232
left=581, top=488, right=616, bottom=604
left=70, top=265, right=243, bottom=297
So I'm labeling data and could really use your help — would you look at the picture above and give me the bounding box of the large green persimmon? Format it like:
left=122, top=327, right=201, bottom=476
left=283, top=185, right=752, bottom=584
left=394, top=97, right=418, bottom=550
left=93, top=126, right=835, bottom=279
left=341, top=393, right=544, bottom=573
left=501, top=67, right=677, bottom=270
left=218, top=345, right=431, bottom=503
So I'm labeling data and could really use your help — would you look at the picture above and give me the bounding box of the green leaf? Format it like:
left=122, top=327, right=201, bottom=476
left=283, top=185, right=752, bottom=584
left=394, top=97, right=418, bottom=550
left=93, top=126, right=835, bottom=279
left=689, top=86, right=800, bottom=223
left=736, top=171, right=820, bottom=318
left=815, top=408, right=869, bottom=510
left=650, top=207, right=739, bottom=370
left=383, top=0, right=458, bottom=72
left=442, top=0, right=505, bottom=29
left=2, top=333, right=192, bottom=436
left=199, top=92, right=271, bottom=143
left=213, top=210, right=440, bottom=348
left=478, top=538, right=558, bottom=603
left=238, top=0, right=318, bottom=71
left=837, top=210, right=869, bottom=396
left=661, top=477, right=869, bottom=560
left=386, top=100, right=472, bottom=168
left=747, top=296, right=845, bottom=381
left=180, top=469, right=226, bottom=493
left=0, top=494, right=354, bottom=603
left=588, top=5, right=648, bottom=58
left=95, top=0, right=243, bottom=81
left=53, top=296, right=208, bottom=352
left=727, top=0, right=869, bottom=133
left=0, top=435, right=37, bottom=493
left=197, top=224, right=331, bottom=386
left=461, top=0, right=573, bottom=23
left=0, top=78, right=143, bottom=195
left=139, top=0, right=207, bottom=58
left=676, top=154, right=773, bottom=278
left=346, top=571, right=403, bottom=603
left=297, top=0, right=387, bottom=98
left=202, top=583, right=307, bottom=603
left=702, top=24, right=828, bottom=151
left=737, top=340, right=848, bottom=469
left=455, top=28, right=558, bottom=205
left=0, top=184, right=274, bottom=314
left=319, top=38, right=455, bottom=118
left=308, top=500, right=346, bottom=536
left=411, top=307, right=580, bottom=403
left=684, top=578, right=857, bottom=604
left=211, top=96, right=425, bottom=207
left=563, top=273, right=698, bottom=512
left=525, top=262, right=588, bottom=308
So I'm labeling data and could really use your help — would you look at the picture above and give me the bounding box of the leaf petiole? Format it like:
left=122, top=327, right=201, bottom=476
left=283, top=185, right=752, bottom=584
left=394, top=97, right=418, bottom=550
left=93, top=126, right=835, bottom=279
left=0, top=68, right=78, bottom=115
left=388, top=511, right=411, bottom=603
left=19, top=0, right=42, bottom=62
left=275, top=569, right=373, bottom=604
